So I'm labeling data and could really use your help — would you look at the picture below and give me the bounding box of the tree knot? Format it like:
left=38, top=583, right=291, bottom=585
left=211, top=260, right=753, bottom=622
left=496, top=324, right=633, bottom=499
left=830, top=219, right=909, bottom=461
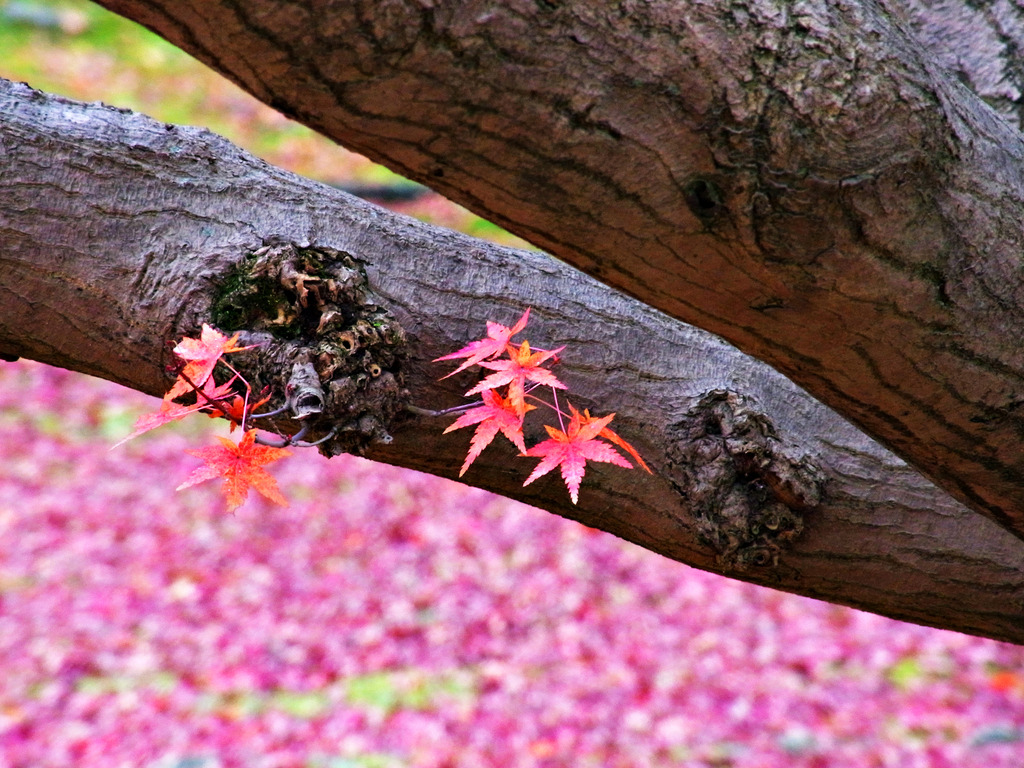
left=210, top=240, right=408, bottom=456
left=666, top=390, right=824, bottom=570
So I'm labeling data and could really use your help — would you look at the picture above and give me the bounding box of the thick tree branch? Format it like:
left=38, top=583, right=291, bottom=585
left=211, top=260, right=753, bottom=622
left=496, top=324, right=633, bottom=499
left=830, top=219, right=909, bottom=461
left=902, top=0, right=1024, bottom=131
left=2, top=79, right=1021, bottom=643
left=92, top=0, right=1024, bottom=543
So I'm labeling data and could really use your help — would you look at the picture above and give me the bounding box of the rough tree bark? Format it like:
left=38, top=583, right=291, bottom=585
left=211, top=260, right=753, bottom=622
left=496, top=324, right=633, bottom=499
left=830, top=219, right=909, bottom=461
left=2, top=78, right=1022, bottom=643
left=85, top=0, right=1024, bottom=546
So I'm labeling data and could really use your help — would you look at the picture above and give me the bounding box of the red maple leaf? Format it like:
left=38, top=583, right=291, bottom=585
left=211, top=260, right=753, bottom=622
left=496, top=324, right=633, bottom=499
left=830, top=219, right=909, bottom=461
left=434, top=308, right=530, bottom=378
left=165, top=324, right=252, bottom=401
left=466, top=340, right=566, bottom=417
left=573, top=404, right=652, bottom=474
left=177, top=430, right=291, bottom=511
left=113, top=379, right=238, bottom=448
left=443, top=389, right=535, bottom=476
left=522, top=408, right=632, bottom=504
left=204, top=391, right=273, bottom=431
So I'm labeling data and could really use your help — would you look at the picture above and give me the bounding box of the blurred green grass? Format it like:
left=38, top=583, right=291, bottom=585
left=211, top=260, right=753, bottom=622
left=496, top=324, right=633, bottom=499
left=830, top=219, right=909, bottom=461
left=0, top=0, right=531, bottom=245
left=74, top=666, right=476, bottom=719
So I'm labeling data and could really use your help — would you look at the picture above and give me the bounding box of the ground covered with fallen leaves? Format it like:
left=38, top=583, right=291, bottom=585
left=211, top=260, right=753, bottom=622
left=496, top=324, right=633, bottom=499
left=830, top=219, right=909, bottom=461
left=1, top=363, right=1023, bottom=768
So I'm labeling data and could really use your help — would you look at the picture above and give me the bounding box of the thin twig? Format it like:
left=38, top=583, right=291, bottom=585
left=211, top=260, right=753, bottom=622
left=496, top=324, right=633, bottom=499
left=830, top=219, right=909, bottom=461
left=406, top=402, right=480, bottom=418
left=294, top=426, right=338, bottom=448
left=254, top=422, right=309, bottom=448
left=250, top=404, right=291, bottom=420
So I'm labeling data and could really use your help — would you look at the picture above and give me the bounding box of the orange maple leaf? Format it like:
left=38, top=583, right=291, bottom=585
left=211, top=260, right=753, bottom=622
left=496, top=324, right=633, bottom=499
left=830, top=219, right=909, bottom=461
left=573, top=404, right=652, bottom=474
left=434, top=308, right=530, bottom=378
left=177, top=430, right=291, bottom=511
left=165, top=324, right=252, bottom=401
left=522, top=408, right=632, bottom=504
left=467, top=340, right=566, bottom=417
left=443, top=389, right=535, bottom=476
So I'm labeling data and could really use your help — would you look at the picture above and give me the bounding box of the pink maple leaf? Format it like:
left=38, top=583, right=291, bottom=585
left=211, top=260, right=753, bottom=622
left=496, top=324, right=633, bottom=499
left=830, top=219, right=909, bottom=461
left=443, top=389, right=535, bottom=476
left=434, top=308, right=530, bottom=379
left=523, top=408, right=632, bottom=504
left=165, top=324, right=252, bottom=401
left=466, top=340, right=566, bottom=417
left=572, top=404, right=652, bottom=474
left=113, top=378, right=238, bottom=448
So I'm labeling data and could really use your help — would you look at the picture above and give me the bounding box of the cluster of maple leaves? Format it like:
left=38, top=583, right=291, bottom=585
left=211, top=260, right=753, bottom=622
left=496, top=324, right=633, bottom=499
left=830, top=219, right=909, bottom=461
left=118, top=309, right=648, bottom=510
left=115, top=324, right=291, bottom=511
left=436, top=308, right=650, bottom=504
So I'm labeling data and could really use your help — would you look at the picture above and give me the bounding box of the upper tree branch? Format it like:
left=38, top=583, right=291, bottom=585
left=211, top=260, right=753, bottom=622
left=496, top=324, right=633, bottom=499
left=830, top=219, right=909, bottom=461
left=93, top=0, right=1024, bottom=542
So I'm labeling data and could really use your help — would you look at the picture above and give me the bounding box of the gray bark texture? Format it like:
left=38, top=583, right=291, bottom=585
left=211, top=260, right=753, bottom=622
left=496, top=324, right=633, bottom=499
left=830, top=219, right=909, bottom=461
left=87, top=0, right=1024, bottom=546
left=2, top=77, right=1023, bottom=643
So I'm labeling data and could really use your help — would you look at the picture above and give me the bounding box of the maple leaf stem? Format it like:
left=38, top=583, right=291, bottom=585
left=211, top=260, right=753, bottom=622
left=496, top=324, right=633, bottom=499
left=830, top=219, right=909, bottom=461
left=551, top=387, right=566, bottom=432
left=524, top=386, right=569, bottom=417
left=217, top=360, right=254, bottom=428
left=512, top=342, right=555, bottom=354
left=241, top=384, right=252, bottom=431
